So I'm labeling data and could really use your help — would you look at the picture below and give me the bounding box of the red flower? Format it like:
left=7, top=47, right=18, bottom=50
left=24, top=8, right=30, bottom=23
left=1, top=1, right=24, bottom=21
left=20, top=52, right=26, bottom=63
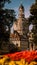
left=4, top=50, right=37, bottom=63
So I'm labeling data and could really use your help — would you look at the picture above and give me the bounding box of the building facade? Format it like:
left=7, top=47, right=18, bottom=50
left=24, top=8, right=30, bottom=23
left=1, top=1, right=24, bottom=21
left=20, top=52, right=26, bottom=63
left=10, top=4, right=29, bottom=50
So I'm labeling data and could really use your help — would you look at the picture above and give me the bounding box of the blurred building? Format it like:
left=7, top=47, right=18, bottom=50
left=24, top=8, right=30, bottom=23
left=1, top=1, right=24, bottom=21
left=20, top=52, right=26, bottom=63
left=10, top=4, right=29, bottom=50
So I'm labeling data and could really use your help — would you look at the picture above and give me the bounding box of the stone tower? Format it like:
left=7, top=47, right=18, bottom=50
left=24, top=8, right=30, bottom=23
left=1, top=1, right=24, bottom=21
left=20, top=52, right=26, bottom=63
left=13, top=4, right=29, bottom=36
left=13, top=4, right=29, bottom=50
left=17, top=4, right=25, bottom=35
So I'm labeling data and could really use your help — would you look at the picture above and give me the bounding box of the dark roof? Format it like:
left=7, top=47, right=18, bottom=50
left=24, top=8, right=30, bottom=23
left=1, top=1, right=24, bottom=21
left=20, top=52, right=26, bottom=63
left=19, top=4, right=24, bottom=10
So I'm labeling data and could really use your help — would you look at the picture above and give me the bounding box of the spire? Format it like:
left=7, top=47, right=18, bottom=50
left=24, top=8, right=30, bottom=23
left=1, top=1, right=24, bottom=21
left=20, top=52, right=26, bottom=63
left=18, top=4, right=25, bottom=18
left=19, top=4, right=24, bottom=10
left=18, top=0, right=25, bottom=18
left=19, top=0, right=24, bottom=11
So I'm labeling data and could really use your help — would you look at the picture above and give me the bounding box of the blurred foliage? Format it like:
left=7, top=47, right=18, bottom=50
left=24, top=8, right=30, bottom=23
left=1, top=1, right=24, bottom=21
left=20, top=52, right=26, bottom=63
left=0, top=0, right=11, bottom=8
left=29, top=0, right=37, bottom=45
left=0, top=0, right=18, bottom=53
left=0, top=0, right=16, bottom=41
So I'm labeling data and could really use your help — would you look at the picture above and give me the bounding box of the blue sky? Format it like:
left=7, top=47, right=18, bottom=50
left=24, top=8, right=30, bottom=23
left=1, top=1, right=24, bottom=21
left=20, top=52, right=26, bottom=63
left=4, top=0, right=35, bottom=18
